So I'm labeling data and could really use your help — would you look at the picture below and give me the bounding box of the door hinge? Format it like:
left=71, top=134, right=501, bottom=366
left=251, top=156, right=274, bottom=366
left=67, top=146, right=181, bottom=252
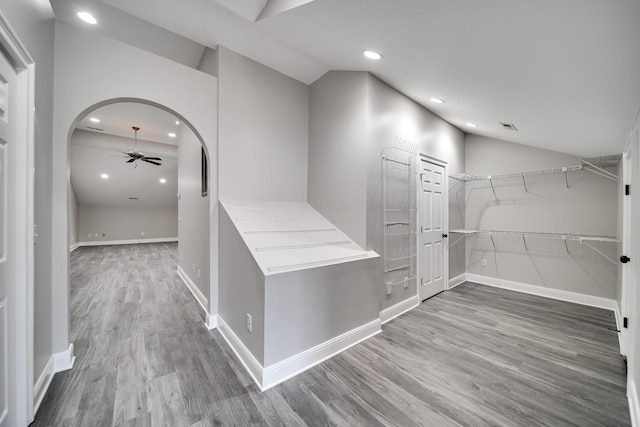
left=625, top=184, right=630, bottom=196
left=624, top=317, right=629, bottom=328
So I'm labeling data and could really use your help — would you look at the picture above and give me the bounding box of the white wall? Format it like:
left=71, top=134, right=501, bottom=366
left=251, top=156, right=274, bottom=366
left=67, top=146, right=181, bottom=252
left=464, top=134, right=618, bottom=299
left=69, top=184, right=79, bottom=248
left=367, top=75, right=465, bottom=310
left=0, top=0, right=56, bottom=399
left=52, top=20, right=218, bottom=356
left=217, top=47, right=309, bottom=202
left=307, top=71, right=466, bottom=311
left=308, top=71, right=369, bottom=248
left=79, top=205, right=177, bottom=242
left=178, top=127, right=210, bottom=302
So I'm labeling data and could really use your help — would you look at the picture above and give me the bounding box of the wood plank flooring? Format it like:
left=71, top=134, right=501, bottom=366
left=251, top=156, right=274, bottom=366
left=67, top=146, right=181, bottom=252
left=32, top=243, right=630, bottom=426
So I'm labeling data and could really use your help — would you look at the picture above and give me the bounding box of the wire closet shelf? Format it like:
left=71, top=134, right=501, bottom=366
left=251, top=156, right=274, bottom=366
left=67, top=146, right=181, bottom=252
left=382, top=138, right=419, bottom=295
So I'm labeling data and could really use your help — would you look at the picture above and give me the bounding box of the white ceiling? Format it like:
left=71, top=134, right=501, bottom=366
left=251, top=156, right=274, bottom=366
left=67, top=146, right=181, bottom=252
left=55, top=0, right=640, bottom=157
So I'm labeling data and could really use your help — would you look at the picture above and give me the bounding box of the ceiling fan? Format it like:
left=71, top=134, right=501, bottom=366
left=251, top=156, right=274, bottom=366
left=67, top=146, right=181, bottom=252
left=122, top=126, right=162, bottom=167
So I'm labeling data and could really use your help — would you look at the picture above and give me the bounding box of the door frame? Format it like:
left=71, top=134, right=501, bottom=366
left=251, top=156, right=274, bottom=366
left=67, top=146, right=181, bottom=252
left=417, top=153, right=449, bottom=298
left=0, top=11, right=35, bottom=425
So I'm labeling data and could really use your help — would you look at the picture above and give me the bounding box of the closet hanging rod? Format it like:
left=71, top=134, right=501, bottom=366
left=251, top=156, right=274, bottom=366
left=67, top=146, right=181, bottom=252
left=448, top=229, right=619, bottom=243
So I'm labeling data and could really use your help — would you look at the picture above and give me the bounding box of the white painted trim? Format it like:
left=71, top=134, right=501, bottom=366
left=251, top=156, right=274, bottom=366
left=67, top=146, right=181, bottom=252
left=218, top=316, right=382, bottom=392
left=630, top=379, right=640, bottom=427
left=78, top=237, right=178, bottom=247
left=176, top=266, right=208, bottom=312
left=33, top=357, right=54, bottom=415
left=448, top=273, right=467, bottom=289
left=53, top=343, right=75, bottom=373
left=69, top=243, right=80, bottom=252
left=614, top=301, right=623, bottom=352
left=380, top=295, right=419, bottom=324
left=466, top=274, right=617, bottom=311
left=262, top=318, right=381, bottom=391
left=217, top=316, right=263, bottom=389
left=205, top=313, right=218, bottom=330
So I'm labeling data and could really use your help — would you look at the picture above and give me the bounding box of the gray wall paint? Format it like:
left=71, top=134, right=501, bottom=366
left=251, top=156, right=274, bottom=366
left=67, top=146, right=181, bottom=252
left=307, top=71, right=465, bottom=311
left=464, top=134, right=618, bottom=299
left=308, top=71, right=369, bottom=248
left=197, top=47, right=218, bottom=77
left=366, top=75, right=465, bottom=310
left=219, top=206, right=265, bottom=364
left=79, top=205, right=178, bottom=242
left=0, top=0, right=56, bottom=388
left=218, top=47, right=309, bottom=202
left=264, top=256, right=381, bottom=366
left=69, top=184, right=80, bottom=247
left=178, top=127, right=210, bottom=301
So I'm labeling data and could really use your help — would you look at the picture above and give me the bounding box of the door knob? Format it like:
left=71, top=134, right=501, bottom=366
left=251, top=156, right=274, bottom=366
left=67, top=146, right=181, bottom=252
left=620, top=255, right=631, bottom=264
left=442, top=233, right=448, bottom=238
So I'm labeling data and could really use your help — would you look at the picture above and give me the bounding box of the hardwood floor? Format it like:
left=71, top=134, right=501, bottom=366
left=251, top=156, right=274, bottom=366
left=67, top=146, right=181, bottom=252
left=32, top=243, right=630, bottom=426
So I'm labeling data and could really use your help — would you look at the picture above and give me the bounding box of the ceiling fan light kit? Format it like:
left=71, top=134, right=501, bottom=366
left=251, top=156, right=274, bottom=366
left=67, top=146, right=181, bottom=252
left=123, top=126, right=163, bottom=168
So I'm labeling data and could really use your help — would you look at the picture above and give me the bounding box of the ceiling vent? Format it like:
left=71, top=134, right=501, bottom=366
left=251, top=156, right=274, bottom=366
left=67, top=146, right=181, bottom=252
left=499, top=122, right=518, bottom=131
left=86, top=126, right=104, bottom=131
left=129, top=197, right=139, bottom=200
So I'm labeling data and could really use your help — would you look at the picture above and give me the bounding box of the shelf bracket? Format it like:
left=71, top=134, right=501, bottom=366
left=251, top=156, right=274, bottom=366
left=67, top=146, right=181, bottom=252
left=581, top=159, right=619, bottom=182
left=562, top=235, right=569, bottom=254
left=489, top=176, right=497, bottom=199
left=581, top=240, right=618, bottom=265
left=449, top=233, right=468, bottom=247
left=563, top=167, right=569, bottom=189
left=521, top=173, right=528, bottom=193
left=490, top=234, right=496, bottom=251
left=522, top=234, right=528, bottom=252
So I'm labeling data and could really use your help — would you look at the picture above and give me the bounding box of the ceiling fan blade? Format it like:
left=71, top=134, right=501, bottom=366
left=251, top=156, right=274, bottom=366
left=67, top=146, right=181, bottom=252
left=142, top=159, right=162, bottom=166
left=143, top=157, right=162, bottom=161
left=126, top=158, right=136, bottom=163
left=120, top=151, right=135, bottom=157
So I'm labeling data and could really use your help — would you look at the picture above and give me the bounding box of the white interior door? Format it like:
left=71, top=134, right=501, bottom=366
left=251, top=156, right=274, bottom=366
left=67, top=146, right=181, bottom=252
left=621, top=132, right=637, bottom=358
left=419, top=159, right=446, bottom=301
left=0, top=47, right=18, bottom=427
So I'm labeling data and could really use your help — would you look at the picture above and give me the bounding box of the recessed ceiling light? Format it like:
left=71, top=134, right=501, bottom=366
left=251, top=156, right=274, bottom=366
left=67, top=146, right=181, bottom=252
left=363, top=50, right=383, bottom=60
left=429, top=97, right=445, bottom=104
left=100, top=173, right=109, bottom=179
left=466, top=123, right=478, bottom=128
left=175, top=121, right=180, bottom=125
left=159, top=178, right=167, bottom=184
left=89, top=117, right=100, bottom=123
left=77, top=11, right=97, bottom=25
left=168, top=132, right=176, bottom=138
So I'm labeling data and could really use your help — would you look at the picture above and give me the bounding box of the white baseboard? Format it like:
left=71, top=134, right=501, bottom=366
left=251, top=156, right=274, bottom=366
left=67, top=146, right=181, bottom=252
left=217, top=316, right=381, bottom=392
left=466, top=274, right=617, bottom=311
left=448, top=273, right=467, bottom=289
left=53, top=343, right=75, bottom=373
left=69, top=242, right=80, bottom=252
left=206, top=313, right=218, bottom=330
left=33, top=356, right=54, bottom=415
left=217, top=316, right=263, bottom=389
left=262, top=318, right=381, bottom=391
left=614, top=301, right=624, bottom=354
left=380, top=295, right=419, bottom=324
left=78, top=237, right=178, bottom=247
left=630, top=379, right=639, bottom=427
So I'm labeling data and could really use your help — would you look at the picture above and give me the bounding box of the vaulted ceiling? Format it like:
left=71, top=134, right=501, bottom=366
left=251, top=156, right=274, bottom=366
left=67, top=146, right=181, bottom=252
left=54, top=0, right=640, bottom=158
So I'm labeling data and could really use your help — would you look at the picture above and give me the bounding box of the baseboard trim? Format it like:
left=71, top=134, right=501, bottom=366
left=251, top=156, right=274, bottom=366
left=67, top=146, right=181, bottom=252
left=53, top=343, right=75, bottom=373
left=33, top=356, right=54, bottom=415
left=217, top=316, right=264, bottom=390
left=205, top=313, right=218, bottom=330
left=380, top=295, right=419, bottom=324
left=78, top=237, right=178, bottom=247
left=69, top=243, right=80, bottom=252
left=629, top=379, right=639, bottom=427
left=466, top=274, right=617, bottom=311
left=217, top=316, right=382, bottom=392
left=448, top=273, right=467, bottom=289
left=614, top=301, right=624, bottom=354
left=262, top=318, right=382, bottom=391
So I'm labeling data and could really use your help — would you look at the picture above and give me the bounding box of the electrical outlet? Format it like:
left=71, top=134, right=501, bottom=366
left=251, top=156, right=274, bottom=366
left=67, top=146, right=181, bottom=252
left=246, top=313, right=252, bottom=333
left=140, top=231, right=145, bottom=236
left=192, top=264, right=195, bottom=272
left=87, top=233, right=91, bottom=238
left=197, top=269, right=201, bottom=280
left=481, top=259, right=487, bottom=267
left=94, top=233, right=99, bottom=237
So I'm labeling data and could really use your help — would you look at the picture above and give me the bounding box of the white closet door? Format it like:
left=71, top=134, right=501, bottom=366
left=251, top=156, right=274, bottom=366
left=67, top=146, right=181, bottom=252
left=419, top=159, right=445, bottom=301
